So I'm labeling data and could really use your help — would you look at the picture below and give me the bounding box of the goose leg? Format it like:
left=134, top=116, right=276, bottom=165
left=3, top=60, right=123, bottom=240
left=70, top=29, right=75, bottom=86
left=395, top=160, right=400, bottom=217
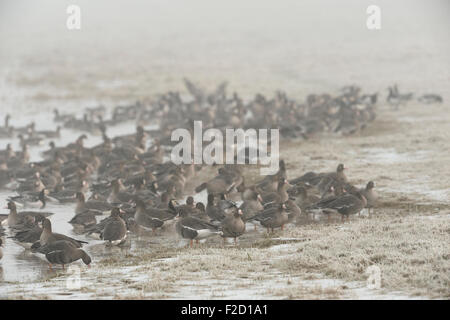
left=62, top=264, right=65, bottom=270
left=234, top=237, right=237, bottom=245
left=281, top=224, right=284, bottom=231
left=190, top=239, right=193, bottom=248
left=254, top=225, right=257, bottom=231
left=48, top=263, right=53, bottom=270
left=195, top=239, right=199, bottom=246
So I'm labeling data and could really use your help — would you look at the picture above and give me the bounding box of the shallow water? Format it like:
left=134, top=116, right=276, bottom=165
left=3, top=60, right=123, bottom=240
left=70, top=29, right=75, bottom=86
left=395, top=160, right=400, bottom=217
left=0, top=111, right=160, bottom=283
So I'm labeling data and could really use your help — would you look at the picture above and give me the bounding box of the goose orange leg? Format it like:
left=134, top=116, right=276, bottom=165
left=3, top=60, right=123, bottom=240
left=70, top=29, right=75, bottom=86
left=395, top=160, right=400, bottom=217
left=48, top=263, right=53, bottom=270
left=189, top=239, right=193, bottom=248
left=281, top=224, right=284, bottom=231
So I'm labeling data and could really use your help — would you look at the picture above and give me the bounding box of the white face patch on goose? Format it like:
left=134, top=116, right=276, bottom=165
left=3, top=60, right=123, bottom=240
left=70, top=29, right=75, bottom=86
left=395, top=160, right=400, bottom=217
left=171, top=121, right=279, bottom=175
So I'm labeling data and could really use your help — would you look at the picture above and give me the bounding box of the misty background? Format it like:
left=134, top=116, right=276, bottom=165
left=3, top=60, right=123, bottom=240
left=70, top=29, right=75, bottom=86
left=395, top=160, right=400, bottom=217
left=0, top=0, right=449, bottom=114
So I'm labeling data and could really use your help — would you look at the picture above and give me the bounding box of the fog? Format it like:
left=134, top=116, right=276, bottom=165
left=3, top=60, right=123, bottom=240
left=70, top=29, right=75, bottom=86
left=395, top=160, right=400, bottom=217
left=0, top=0, right=449, bottom=111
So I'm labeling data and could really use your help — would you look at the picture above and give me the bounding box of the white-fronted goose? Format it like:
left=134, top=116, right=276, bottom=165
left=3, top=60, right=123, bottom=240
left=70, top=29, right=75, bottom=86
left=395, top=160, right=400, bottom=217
left=315, top=193, right=367, bottom=222
left=75, top=192, right=112, bottom=214
left=33, top=240, right=91, bottom=270
left=195, top=168, right=237, bottom=195
left=9, top=218, right=42, bottom=249
left=220, top=208, right=245, bottom=245
left=260, top=178, right=291, bottom=205
left=285, top=199, right=301, bottom=224
left=240, top=190, right=264, bottom=222
left=2, top=201, right=54, bottom=228
left=247, top=203, right=289, bottom=232
left=175, top=209, right=222, bottom=247
left=316, top=164, right=347, bottom=193
left=107, top=179, right=134, bottom=203
left=8, top=188, right=49, bottom=209
left=288, top=185, right=320, bottom=210
left=36, top=126, right=61, bottom=139
left=134, top=199, right=177, bottom=233
left=68, top=210, right=98, bottom=230
left=38, top=218, right=88, bottom=248
left=100, top=208, right=127, bottom=245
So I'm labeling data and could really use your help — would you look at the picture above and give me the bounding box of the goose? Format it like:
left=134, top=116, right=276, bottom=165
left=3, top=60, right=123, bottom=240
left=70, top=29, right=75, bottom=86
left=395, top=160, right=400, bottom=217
left=2, top=201, right=54, bottom=228
left=247, top=203, right=289, bottom=232
left=220, top=207, right=245, bottom=245
left=0, top=238, right=3, bottom=260
left=216, top=193, right=238, bottom=215
left=134, top=199, right=177, bottom=233
left=33, top=240, right=91, bottom=270
left=53, top=109, right=75, bottom=123
left=359, top=181, right=378, bottom=215
left=260, top=178, right=291, bottom=205
left=37, top=218, right=88, bottom=248
left=257, top=160, right=287, bottom=187
left=8, top=188, right=49, bottom=209
left=100, top=208, right=127, bottom=245
left=0, top=168, right=13, bottom=188
left=284, top=199, right=301, bottom=224
left=75, top=192, right=112, bottom=214
left=418, top=94, right=442, bottom=104
left=36, top=126, right=61, bottom=139
left=240, top=190, right=264, bottom=230
left=308, top=192, right=367, bottom=222
left=107, top=179, right=134, bottom=204
left=287, top=185, right=320, bottom=210
left=68, top=210, right=98, bottom=230
left=9, top=218, right=42, bottom=249
left=316, top=164, right=348, bottom=193
left=18, top=133, right=43, bottom=148
left=0, top=143, right=15, bottom=159
left=194, top=168, right=237, bottom=195
left=175, top=208, right=222, bottom=247
left=206, top=194, right=226, bottom=223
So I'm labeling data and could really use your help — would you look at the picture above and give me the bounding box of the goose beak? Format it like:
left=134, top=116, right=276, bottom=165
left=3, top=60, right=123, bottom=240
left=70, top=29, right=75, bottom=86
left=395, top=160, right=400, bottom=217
left=257, top=195, right=263, bottom=202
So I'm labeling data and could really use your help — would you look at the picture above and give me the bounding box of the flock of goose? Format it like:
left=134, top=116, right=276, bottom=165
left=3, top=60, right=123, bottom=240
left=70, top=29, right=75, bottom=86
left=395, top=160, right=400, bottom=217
left=0, top=81, right=440, bottom=271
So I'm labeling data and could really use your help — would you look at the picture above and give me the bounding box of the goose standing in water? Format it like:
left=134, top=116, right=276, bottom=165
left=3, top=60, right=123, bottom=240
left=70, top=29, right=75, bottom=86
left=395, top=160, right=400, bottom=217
left=2, top=201, right=54, bottom=228
left=75, top=192, right=112, bottom=215
left=37, top=218, right=88, bottom=248
left=33, top=240, right=91, bottom=270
